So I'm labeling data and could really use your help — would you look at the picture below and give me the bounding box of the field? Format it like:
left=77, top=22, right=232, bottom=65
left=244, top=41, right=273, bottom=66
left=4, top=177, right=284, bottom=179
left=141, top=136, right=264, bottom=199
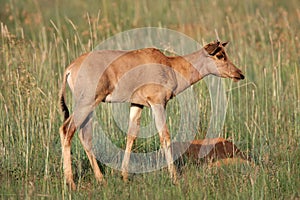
left=0, top=0, right=299, bottom=199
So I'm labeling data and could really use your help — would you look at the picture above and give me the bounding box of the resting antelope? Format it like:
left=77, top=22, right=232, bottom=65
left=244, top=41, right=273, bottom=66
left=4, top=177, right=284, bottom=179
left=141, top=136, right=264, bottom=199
left=59, top=40, right=244, bottom=190
left=172, top=138, right=252, bottom=166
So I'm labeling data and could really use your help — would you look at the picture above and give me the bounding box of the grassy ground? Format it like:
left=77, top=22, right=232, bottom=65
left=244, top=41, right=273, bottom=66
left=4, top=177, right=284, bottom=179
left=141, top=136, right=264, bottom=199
left=0, top=0, right=299, bottom=199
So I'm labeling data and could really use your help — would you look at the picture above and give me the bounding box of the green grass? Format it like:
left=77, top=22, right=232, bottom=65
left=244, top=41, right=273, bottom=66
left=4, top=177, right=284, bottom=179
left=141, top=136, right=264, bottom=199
left=0, top=0, right=299, bottom=199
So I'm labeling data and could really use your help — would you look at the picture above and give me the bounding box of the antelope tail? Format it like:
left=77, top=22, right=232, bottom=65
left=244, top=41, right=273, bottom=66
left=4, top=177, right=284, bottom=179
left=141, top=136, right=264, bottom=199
left=60, top=72, right=70, bottom=122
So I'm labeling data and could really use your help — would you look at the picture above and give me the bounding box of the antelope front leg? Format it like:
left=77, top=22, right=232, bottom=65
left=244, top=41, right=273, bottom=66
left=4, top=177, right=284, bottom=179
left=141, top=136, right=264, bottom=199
left=159, top=127, right=178, bottom=184
left=121, top=104, right=143, bottom=182
left=151, top=104, right=178, bottom=184
left=121, top=134, right=137, bottom=182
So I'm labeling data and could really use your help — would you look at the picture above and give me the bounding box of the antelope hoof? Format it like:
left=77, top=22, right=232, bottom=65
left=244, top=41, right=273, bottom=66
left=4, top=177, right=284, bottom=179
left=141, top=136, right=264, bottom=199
left=121, top=172, right=129, bottom=183
left=67, top=180, right=76, bottom=191
left=171, top=173, right=178, bottom=185
left=172, top=178, right=178, bottom=185
left=95, top=173, right=106, bottom=185
left=98, top=177, right=107, bottom=186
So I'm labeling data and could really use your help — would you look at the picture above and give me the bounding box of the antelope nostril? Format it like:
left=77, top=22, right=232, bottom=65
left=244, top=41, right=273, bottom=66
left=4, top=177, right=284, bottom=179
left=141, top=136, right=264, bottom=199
left=240, top=74, right=245, bottom=79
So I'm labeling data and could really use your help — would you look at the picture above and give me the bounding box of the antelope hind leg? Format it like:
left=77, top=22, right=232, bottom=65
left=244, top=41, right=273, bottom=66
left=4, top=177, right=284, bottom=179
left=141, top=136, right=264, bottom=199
left=78, top=112, right=106, bottom=185
left=60, top=115, right=77, bottom=190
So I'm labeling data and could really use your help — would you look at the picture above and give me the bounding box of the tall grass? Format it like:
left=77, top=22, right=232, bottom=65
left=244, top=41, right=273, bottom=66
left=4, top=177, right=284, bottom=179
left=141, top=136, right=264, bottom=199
left=0, top=0, right=299, bottom=199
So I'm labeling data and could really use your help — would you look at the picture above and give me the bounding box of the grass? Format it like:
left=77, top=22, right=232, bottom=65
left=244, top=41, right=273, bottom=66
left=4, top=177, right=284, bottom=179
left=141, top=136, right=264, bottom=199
left=0, top=0, right=299, bottom=199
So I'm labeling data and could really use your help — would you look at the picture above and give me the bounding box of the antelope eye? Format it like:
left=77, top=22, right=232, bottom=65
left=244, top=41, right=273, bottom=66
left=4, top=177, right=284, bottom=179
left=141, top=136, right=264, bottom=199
left=216, top=53, right=225, bottom=60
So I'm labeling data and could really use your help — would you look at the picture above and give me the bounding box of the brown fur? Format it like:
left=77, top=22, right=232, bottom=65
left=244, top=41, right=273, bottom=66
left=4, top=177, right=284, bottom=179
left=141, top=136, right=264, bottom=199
left=172, top=138, right=251, bottom=165
left=59, top=41, right=244, bottom=190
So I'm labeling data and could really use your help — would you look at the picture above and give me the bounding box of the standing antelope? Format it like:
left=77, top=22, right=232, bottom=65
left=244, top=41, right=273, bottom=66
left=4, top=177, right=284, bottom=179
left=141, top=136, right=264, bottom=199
left=59, top=40, right=244, bottom=190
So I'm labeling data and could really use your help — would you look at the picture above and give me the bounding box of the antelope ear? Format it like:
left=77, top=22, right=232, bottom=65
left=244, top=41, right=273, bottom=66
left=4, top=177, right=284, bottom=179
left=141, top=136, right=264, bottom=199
left=222, top=41, right=229, bottom=47
left=204, top=41, right=221, bottom=55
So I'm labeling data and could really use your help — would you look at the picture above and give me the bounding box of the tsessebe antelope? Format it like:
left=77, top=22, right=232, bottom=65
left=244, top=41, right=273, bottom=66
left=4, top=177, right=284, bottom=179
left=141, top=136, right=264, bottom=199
left=59, top=40, right=244, bottom=190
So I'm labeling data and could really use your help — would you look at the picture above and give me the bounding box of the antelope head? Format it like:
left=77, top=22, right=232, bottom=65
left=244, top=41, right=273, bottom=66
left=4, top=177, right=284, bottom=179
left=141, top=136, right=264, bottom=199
left=204, top=41, right=244, bottom=82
